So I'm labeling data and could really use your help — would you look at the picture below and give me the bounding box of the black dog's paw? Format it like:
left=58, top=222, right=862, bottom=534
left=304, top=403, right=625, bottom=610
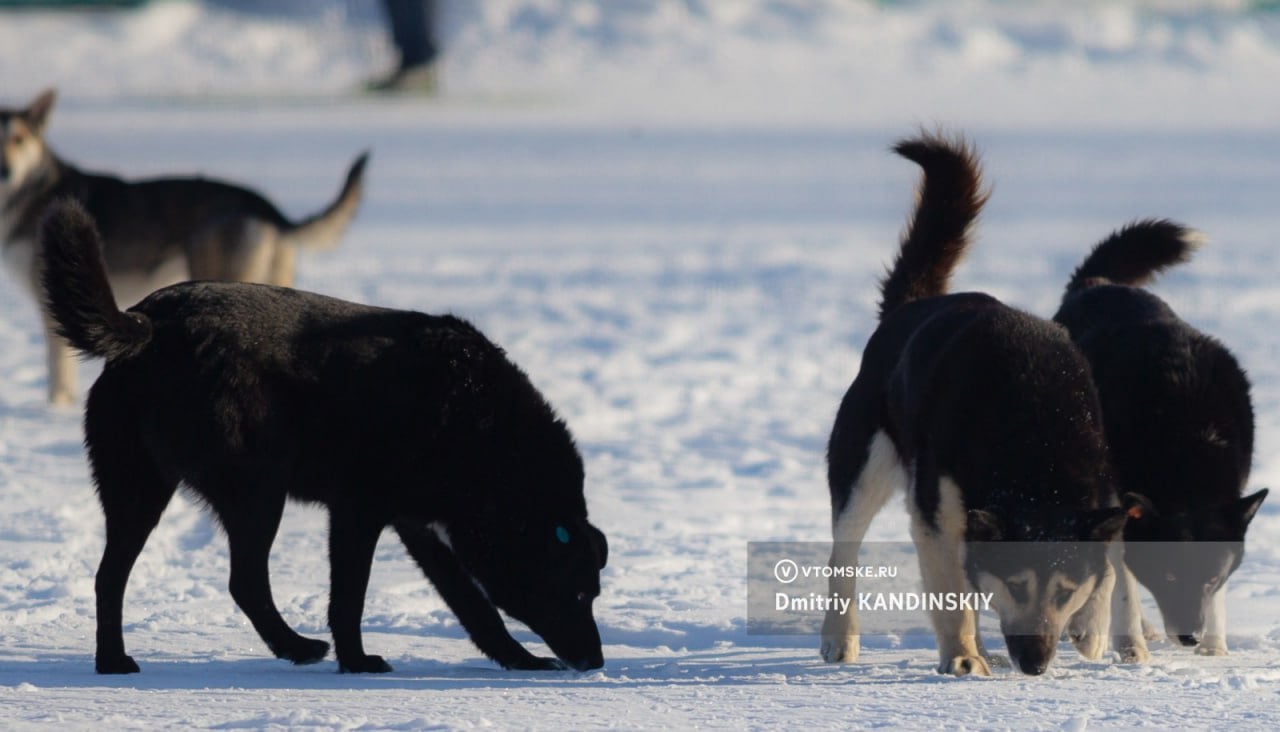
left=96, top=654, right=141, bottom=674
left=276, top=637, right=331, bottom=665
left=338, top=654, right=393, bottom=674
left=506, top=655, right=567, bottom=671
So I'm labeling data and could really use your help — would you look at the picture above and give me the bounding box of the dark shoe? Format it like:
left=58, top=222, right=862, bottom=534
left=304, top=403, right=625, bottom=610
left=366, top=64, right=438, bottom=94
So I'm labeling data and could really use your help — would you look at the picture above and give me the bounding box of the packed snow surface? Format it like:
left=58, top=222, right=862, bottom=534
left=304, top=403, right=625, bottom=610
left=2, top=1, right=1280, bottom=729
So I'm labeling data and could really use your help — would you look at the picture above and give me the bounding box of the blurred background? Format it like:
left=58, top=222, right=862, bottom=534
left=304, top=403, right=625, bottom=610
left=3, top=0, right=1280, bottom=129
left=4, top=5, right=1280, bottom=726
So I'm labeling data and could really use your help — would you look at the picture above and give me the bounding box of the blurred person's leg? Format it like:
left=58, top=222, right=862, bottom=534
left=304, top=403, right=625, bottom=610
left=369, top=0, right=438, bottom=93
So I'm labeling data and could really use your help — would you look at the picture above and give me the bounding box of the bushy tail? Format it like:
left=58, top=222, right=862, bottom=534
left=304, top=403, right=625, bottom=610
left=279, top=151, right=370, bottom=251
left=878, top=132, right=989, bottom=319
left=40, top=199, right=152, bottom=361
left=1064, top=219, right=1203, bottom=294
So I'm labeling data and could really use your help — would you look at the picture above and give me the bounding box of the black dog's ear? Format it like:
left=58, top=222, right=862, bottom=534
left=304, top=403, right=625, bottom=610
left=1078, top=507, right=1128, bottom=542
left=965, top=510, right=1002, bottom=542
left=587, top=523, right=608, bottom=570
left=1122, top=492, right=1156, bottom=521
left=1238, top=488, right=1268, bottom=527
left=25, top=88, right=56, bottom=134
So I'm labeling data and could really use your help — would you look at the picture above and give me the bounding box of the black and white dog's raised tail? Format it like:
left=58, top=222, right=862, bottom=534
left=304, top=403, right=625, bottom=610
left=1056, top=220, right=1267, bottom=661
left=820, top=133, right=1127, bottom=676
left=42, top=199, right=608, bottom=675
left=1063, top=219, right=1200, bottom=294
left=875, top=136, right=988, bottom=318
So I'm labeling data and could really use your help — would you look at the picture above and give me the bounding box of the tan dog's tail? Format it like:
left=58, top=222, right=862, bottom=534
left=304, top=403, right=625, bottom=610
left=280, top=151, right=370, bottom=251
left=39, top=199, right=152, bottom=361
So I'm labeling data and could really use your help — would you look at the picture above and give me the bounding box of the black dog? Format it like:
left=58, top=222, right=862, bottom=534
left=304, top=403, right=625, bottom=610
left=40, top=199, right=607, bottom=674
left=819, top=133, right=1127, bottom=677
left=1055, top=220, right=1267, bottom=660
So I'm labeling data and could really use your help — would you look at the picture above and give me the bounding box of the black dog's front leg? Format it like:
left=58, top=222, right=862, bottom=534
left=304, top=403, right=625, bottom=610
left=394, top=521, right=564, bottom=670
left=328, top=510, right=393, bottom=673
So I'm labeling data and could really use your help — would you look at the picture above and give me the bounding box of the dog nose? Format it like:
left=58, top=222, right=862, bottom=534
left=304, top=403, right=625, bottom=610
left=1007, top=634, right=1056, bottom=675
left=1176, top=634, right=1198, bottom=647
left=1018, top=658, right=1048, bottom=675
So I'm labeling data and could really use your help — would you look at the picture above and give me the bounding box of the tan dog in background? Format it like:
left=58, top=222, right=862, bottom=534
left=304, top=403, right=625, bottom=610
left=1, top=88, right=368, bottom=404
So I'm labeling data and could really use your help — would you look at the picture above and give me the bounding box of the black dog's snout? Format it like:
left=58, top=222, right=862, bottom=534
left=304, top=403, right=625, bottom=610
left=1007, top=634, right=1056, bottom=676
left=1019, top=660, right=1048, bottom=676
left=1176, top=634, right=1199, bottom=647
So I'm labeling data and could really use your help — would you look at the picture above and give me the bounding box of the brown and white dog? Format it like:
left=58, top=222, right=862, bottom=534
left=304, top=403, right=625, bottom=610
left=819, top=133, right=1128, bottom=676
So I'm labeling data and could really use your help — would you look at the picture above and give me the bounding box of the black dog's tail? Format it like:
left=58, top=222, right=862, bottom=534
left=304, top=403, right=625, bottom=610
left=878, top=132, right=990, bottom=320
left=1064, top=219, right=1203, bottom=294
left=40, top=199, right=153, bottom=361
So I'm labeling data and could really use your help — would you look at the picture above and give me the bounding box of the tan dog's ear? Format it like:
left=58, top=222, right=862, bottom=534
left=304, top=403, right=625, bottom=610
left=25, top=88, right=57, bottom=134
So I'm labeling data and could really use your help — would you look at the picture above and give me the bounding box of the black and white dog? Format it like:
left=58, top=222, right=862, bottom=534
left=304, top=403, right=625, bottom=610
left=819, top=134, right=1128, bottom=676
left=40, top=199, right=607, bottom=675
left=2, top=89, right=368, bottom=404
left=1054, top=220, right=1267, bottom=660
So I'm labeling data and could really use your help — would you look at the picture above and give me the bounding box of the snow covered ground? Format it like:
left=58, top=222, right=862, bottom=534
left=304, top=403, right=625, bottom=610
left=2, top=1, right=1280, bottom=728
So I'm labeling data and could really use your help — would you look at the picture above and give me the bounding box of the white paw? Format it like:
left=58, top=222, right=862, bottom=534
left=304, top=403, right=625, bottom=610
left=1195, top=643, right=1228, bottom=657
left=1115, top=642, right=1150, bottom=664
left=49, top=390, right=76, bottom=407
left=941, top=655, right=991, bottom=677
left=1141, top=618, right=1161, bottom=641
left=820, top=635, right=860, bottom=663
left=1070, top=631, right=1107, bottom=661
